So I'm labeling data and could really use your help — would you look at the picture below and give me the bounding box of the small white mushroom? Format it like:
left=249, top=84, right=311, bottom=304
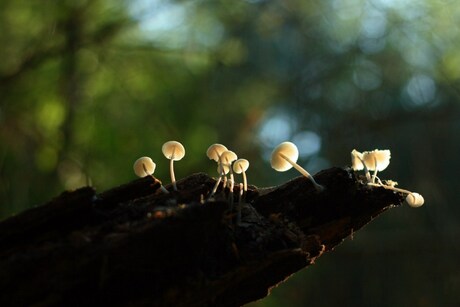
left=133, top=156, right=169, bottom=193
left=406, top=193, right=424, bottom=208
left=351, top=149, right=365, bottom=171
left=362, top=149, right=391, bottom=183
left=206, top=143, right=228, bottom=162
left=133, top=156, right=156, bottom=177
left=271, top=142, right=324, bottom=192
left=233, top=159, right=249, bottom=225
left=367, top=182, right=424, bottom=208
left=162, top=141, right=185, bottom=191
left=220, top=150, right=238, bottom=203
left=233, top=159, right=249, bottom=194
left=206, top=144, right=229, bottom=198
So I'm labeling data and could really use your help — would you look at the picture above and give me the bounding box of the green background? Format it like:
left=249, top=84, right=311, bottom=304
left=1, top=0, right=459, bottom=306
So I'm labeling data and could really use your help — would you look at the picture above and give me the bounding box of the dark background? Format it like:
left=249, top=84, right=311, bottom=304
left=1, top=0, right=459, bottom=306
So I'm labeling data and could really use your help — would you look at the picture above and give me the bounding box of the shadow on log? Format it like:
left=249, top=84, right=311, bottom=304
left=0, top=167, right=404, bottom=306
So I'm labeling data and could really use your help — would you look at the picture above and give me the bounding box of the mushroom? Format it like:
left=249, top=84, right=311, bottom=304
left=367, top=182, right=424, bottom=208
left=351, top=149, right=365, bottom=171
left=362, top=149, right=391, bottom=183
left=208, top=163, right=230, bottom=198
left=206, top=144, right=229, bottom=198
left=133, top=156, right=169, bottom=193
left=220, top=150, right=238, bottom=203
left=206, top=143, right=228, bottom=163
left=233, top=158, right=249, bottom=195
left=271, top=142, right=324, bottom=191
left=406, top=192, right=424, bottom=208
left=234, top=159, right=249, bottom=224
left=162, top=141, right=185, bottom=191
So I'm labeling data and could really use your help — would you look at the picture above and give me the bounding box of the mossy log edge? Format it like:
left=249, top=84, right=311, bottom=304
left=0, top=167, right=404, bottom=306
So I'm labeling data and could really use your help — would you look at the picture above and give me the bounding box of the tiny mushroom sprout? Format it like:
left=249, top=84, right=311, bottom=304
left=271, top=142, right=324, bottom=192
left=162, top=141, right=186, bottom=191
left=406, top=192, right=425, bottom=208
left=133, top=156, right=169, bottom=193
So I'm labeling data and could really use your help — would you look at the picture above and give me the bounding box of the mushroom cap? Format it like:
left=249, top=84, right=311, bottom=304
left=220, top=150, right=238, bottom=164
left=233, top=158, right=249, bottom=174
left=406, top=192, right=424, bottom=208
left=351, top=149, right=365, bottom=170
left=362, top=149, right=391, bottom=171
left=133, top=156, right=156, bottom=177
left=206, top=144, right=228, bottom=162
left=162, top=141, right=185, bottom=161
left=271, top=142, right=299, bottom=172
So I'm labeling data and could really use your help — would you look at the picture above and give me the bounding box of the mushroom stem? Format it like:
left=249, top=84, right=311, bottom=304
left=227, top=163, right=235, bottom=205
left=208, top=157, right=225, bottom=199
left=280, top=153, right=323, bottom=191
left=357, top=156, right=372, bottom=182
left=367, top=182, right=412, bottom=194
left=367, top=182, right=424, bottom=207
left=237, top=183, right=243, bottom=224
left=371, top=157, right=378, bottom=183
left=170, top=147, right=177, bottom=190
left=209, top=176, right=222, bottom=199
left=143, top=163, right=169, bottom=194
left=240, top=165, right=248, bottom=194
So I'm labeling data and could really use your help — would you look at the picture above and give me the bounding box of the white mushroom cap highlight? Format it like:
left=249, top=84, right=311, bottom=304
left=220, top=150, right=238, bottom=164
left=351, top=149, right=365, bottom=170
left=206, top=144, right=228, bottom=162
left=271, top=142, right=324, bottom=192
left=162, top=141, right=186, bottom=161
left=133, top=157, right=156, bottom=177
left=233, top=159, right=249, bottom=174
left=362, top=149, right=391, bottom=171
left=271, top=142, right=299, bottom=172
left=406, top=192, right=424, bottom=208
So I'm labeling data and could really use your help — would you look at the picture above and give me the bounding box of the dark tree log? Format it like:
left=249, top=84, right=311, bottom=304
left=0, top=167, right=404, bottom=306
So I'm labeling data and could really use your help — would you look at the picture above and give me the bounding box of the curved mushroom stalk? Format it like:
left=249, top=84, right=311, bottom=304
left=206, top=144, right=229, bottom=199
left=367, top=182, right=424, bottom=208
left=271, top=142, right=324, bottom=192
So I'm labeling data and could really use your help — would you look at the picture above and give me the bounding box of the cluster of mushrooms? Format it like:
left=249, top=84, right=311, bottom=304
left=351, top=149, right=424, bottom=207
left=132, top=141, right=424, bottom=209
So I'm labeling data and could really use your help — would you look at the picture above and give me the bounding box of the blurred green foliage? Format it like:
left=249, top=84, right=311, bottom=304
left=1, top=0, right=459, bottom=306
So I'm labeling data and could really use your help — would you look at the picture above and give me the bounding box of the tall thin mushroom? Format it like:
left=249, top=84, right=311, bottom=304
left=220, top=150, right=238, bottom=204
left=206, top=144, right=228, bottom=198
left=162, top=141, right=185, bottom=191
left=233, top=159, right=249, bottom=224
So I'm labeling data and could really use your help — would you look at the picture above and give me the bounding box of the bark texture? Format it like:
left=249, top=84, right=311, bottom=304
left=0, top=167, right=403, bottom=306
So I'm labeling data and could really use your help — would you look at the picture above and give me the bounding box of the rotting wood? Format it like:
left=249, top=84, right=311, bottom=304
left=0, top=167, right=404, bottom=306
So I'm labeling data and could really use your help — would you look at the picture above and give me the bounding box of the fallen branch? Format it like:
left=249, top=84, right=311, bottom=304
left=0, top=167, right=404, bottom=306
